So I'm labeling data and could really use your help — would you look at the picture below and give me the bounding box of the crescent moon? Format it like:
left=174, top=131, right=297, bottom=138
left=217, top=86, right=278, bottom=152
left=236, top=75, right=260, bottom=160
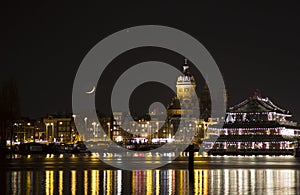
left=86, top=86, right=96, bottom=94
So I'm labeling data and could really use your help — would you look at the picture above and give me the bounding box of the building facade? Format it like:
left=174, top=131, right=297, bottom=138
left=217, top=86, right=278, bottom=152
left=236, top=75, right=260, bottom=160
left=43, top=115, right=78, bottom=143
left=207, top=91, right=300, bottom=155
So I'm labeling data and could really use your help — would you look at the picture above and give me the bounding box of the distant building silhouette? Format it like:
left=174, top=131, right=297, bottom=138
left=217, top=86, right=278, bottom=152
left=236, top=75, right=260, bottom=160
left=0, top=78, right=20, bottom=154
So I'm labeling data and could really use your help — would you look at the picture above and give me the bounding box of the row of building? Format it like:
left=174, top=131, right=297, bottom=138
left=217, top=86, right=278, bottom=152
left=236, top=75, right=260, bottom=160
left=5, top=60, right=300, bottom=155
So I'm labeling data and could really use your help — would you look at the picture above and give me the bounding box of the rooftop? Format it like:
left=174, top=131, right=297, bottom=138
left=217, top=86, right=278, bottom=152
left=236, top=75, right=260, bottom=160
left=228, top=90, right=290, bottom=115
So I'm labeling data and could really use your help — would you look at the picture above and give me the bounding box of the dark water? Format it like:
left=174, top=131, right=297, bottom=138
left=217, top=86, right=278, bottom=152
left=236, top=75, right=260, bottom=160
left=2, top=155, right=300, bottom=194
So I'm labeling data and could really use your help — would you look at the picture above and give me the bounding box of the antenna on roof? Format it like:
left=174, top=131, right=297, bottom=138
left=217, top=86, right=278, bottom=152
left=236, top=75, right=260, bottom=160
left=253, top=89, right=261, bottom=98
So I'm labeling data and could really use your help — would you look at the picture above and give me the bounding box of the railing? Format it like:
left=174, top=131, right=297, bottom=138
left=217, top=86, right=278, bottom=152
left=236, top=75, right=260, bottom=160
left=208, top=149, right=294, bottom=156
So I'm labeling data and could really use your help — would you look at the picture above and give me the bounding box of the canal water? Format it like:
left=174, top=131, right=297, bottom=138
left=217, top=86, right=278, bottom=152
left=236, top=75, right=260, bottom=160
left=2, top=155, right=300, bottom=194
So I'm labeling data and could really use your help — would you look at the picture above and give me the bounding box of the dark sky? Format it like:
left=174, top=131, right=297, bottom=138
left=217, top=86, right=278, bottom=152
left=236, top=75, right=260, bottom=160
left=1, top=2, right=300, bottom=120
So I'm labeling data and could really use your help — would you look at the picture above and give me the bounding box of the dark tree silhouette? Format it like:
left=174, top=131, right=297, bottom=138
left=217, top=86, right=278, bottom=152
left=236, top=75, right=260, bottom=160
left=0, top=78, right=20, bottom=154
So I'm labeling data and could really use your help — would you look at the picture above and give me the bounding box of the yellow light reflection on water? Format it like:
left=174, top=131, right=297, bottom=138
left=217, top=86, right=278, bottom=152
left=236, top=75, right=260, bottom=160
left=180, top=169, right=189, bottom=194
left=179, top=170, right=183, bottom=195
left=46, top=170, right=54, bottom=195
left=194, top=170, right=200, bottom=194
left=59, top=171, right=63, bottom=195
left=6, top=163, right=300, bottom=195
left=26, top=171, right=31, bottom=195
left=204, top=170, right=208, bottom=194
left=91, top=170, right=99, bottom=195
left=146, top=170, right=153, bottom=195
left=105, top=170, right=112, bottom=195
left=156, top=170, right=160, bottom=195
left=71, top=170, right=76, bottom=195
left=11, top=171, right=20, bottom=195
left=84, top=170, right=88, bottom=195
left=194, top=169, right=209, bottom=195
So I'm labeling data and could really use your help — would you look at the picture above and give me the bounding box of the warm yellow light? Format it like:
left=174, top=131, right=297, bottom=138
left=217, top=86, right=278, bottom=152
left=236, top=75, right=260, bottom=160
left=156, top=170, right=160, bottom=195
left=146, top=170, right=153, bottom=195
left=46, top=171, right=54, bottom=195
left=84, top=171, right=88, bottom=195
left=71, top=170, right=76, bottom=195
left=59, top=171, right=63, bottom=195
left=91, top=170, right=99, bottom=195
left=26, top=172, right=31, bottom=194
left=106, top=170, right=112, bottom=195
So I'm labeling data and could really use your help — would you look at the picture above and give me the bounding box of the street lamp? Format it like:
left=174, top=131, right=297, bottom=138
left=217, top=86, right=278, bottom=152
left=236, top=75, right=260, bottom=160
left=169, top=124, right=173, bottom=139
left=156, top=122, right=159, bottom=138
left=72, top=114, right=77, bottom=120
left=107, top=122, right=111, bottom=140
left=92, top=122, right=96, bottom=140
left=46, top=123, right=49, bottom=141
left=96, top=123, right=100, bottom=138
left=11, top=123, right=18, bottom=154
left=84, top=117, right=87, bottom=141
left=72, top=134, right=76, bottom=143
left=149, top=125, right=152, bottom=141
left=50, top=123, right=54, bottom=142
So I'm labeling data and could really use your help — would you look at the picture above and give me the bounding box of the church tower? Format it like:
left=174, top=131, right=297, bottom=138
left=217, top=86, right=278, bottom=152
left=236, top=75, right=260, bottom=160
left=176, top=59, right=197, bottom=111
left=167, top=59, right=200, bottom=140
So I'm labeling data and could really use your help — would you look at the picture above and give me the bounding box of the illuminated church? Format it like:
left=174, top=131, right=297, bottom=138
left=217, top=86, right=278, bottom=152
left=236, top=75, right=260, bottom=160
left=167, top=59, right=217, bottom=143
left=118, top=59, right=216, bottom=142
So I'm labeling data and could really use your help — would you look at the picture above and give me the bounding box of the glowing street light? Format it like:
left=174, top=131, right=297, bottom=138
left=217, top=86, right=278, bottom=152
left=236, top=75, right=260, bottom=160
left=84, top=117, right=87, bottom=141
left=107, top=122, right=111, bottom=140
left=92, top=122, right=96, bottom=140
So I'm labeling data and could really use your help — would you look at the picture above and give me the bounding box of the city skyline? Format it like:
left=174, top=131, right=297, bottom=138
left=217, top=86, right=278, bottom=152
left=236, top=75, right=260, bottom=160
left=3, top=60, right=299, bottom=157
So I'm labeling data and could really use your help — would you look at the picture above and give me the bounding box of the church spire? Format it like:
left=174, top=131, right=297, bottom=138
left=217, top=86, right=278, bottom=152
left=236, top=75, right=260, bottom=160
left=183, top=58, right=190, bottom=75
left=177, top=58, right=196, bottom=86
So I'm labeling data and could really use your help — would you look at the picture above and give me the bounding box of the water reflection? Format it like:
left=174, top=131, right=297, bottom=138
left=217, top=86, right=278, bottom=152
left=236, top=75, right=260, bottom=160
left=209, top=169, right=300, bottom=195
left=5, top=168, right=300, bottom=194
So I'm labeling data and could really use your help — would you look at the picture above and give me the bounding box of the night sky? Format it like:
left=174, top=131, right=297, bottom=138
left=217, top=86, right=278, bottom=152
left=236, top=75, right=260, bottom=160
left=1, top=2, right=300, bottom=120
